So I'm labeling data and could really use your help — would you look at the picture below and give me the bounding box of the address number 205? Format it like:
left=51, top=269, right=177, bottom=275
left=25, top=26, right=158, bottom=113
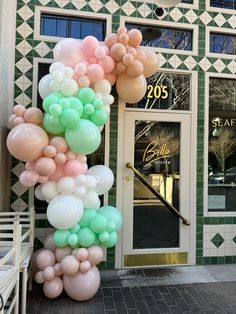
left=147, top=85, right=169, bottom=99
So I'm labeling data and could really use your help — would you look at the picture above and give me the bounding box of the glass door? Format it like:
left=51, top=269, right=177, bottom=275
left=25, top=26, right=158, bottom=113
left=122, top=111, right=191, bottom=267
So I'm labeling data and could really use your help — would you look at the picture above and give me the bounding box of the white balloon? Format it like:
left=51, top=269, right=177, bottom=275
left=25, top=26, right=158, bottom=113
left=87, top=165, right=114, bottom=195
left=49, top=62, right=65, bottom=74
left=94, top=79, right=111, bottom=95
left=85, top=175, right=98, bottom=190
left=57, top=177, right=76, bottom=195
left=75, top=174, right=87, bottom=186
left=83, top=191, right=100, bottom=209
left=50, top=80, right=60, bottom=91
left=35, top=185, right=45, bottom=201
left=38, top=74, right=52, bottom=99
left=60, top=79, right=78, bottom=96
left=155, top=0, right=181, bottom=8
left=52, top=70, right=63, bottom=83
left=41, top=181, right=59, bottom=199
left=63, top=67, right=74, bottom=78
left=74, top=186, right=87, bottom=199
left=103, top=94, right=114, bottom=105
left=47, top=195, right=84, bottom=229
left=103, top=105, right=110, bottom=114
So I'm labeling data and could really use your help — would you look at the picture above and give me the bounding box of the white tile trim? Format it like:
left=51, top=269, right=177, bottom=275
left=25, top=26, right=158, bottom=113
left=138, top=0, right=199, bottom=10
left=206, top=0, right=236, bottom=15
left=204, top=72, right=236, bottom=217
left=120, top=16, right=199, bottom=56
left=206, top=26, right=236, bottom=60
left=34, top=5, right=112, bottom=42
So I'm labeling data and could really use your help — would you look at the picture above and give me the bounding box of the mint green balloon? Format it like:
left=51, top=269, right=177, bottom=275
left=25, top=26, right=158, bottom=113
left=94, top=235, right=102, bottom=246
left=78, top=227, right=95, bottom=247
left=68, top=97, right=83, bottom=116
left=43, top=95, right=60, bottom=113
left=65, top=119, right=101, bottom=154
left=99, top=231, right=109, bottom=242
left=43, top=113, right=65, bottom=134
left=102, top=231, right=118, bottom=248
left=79, top=209, right=97, bottom=228
left=53, top=229, right=71, bottom=247
left=59, top=98, right=71, bottom=109
left=60, top=108, right=80, bottom=129
left=78, top=87, right=96, bottom=105
left=68, top=233, right=79, bottom=246
left=93, top=99, right=103, bottom=110
left=84, top=103, right=95, bottom=116
left=97, top=206, right=122, bottom=231
left=90, top=214, right=108, bottom=233
left=69, top=224, right=80, bottom=233
left=49, top=103, right=62, bottom=117
left=91, top=110, right=108, bottom=126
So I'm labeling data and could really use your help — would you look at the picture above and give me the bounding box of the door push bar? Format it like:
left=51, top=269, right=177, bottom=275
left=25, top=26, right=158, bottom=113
left=126, top=162, right=191, bottom=226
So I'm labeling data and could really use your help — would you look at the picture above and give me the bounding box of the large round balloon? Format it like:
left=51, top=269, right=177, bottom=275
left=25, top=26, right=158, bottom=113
left=38, top=74, right=52, bottom=99
left=87, top=165, right=114, bottom=195
left=63, top=266, right=100, bottom=301
left=116, top=73, right=147, bottom=104
left=142, top=49, right=159, bottom=78
left=97, top=206, right=122, bottom=231
left=155, top=0, right=181, bottom=8
left=47, top=195, right=84, bottom=229
left=7, top=123, right=49, bottom=161
left=65, top=119, right=101, bottom=155
left=43, top=277, right=63, bottom=299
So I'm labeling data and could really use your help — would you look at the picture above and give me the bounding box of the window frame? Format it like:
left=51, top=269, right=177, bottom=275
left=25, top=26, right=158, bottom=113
left=204, top=72, right=236, bottom=217
left=206, top=27, right=236, bottom=60
left=120, top=16, right=198, bottom=56
left=34, top=6, right=112, bottom=42
left=206, top=0, right=236, bottom=14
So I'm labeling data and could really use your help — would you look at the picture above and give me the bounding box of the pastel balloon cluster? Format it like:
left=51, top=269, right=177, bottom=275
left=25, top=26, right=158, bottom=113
left=34, top=237, right=103, bottom=300
left=53, top=206, right=122, bottom=248
left=8, top=104, right=43, bottom=128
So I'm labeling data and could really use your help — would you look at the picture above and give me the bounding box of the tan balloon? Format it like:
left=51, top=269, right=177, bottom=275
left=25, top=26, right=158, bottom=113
left=24, top=107, right=43, bottom=125
left=36, top=249, right=56, bottom=270
left=110, top=43, right=126, bottom=61
left=142, top=49, right=159, bottom=78
left=128, top=29, right=143, bottom=48
left=116, top=73, right=147, bottom=104
left=7, top=123, right=49, bottom=161
left=126, top=60, right=144, bottom=78
left=43, top=277, right=63, bottom=299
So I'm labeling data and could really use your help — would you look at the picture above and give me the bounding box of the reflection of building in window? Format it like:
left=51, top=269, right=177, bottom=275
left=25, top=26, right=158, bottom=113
left=126, top=23, right=193, bottom=51
left=210, top=0, right=236, bottom=10
left=40, top=14, right=106, bottom=40
left=210, top=32, right=236, bottom=55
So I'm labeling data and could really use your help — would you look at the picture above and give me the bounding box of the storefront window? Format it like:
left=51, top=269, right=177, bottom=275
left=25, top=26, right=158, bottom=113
left=208, top=77, right=236, bottom=212
left=126, top=72, right=191, bottom=110
left=210, top=32, right=236, bottom=55
left=210, top=0, right=236, bottom=10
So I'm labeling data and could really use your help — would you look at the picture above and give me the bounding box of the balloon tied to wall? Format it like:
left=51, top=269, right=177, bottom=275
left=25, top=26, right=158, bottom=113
left=6, top=26, right=159, bottom=301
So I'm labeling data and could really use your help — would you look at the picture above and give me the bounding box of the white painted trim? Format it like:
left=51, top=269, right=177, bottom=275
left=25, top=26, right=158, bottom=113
left=34, top=6, right=112, bottom=42
left=206, top=26, right=236, bottom=60
left=206, top=0, right=236, bottom=14
left=120, top=16, right=198, bottom=56
left=204, top=72, right=236, bottom=217
left=136, top=0, right=199, bottom=10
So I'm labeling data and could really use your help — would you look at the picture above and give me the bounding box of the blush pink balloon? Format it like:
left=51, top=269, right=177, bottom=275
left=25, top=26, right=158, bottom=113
left=78, top=75, right=90, bottom=87
left=7, top=123, right=49, bottom=161
left=43, top=266, right=56, bottom=281
left=76, top=248, right=88, bottom=261
left=65, top=151, right=76, bottom=160
left=38, top=176, right=49, bottom=184
left=104, top=33, right=118, bottom=48
left=43, top=277, right=63, bottom=299
left=79, top=260, right=91, bottom=273
left=24, top=107, right=43, bottom=125
left=119, top=33, right=129, bottom=45
left=55, top=247, right=72, bottom=263
left=127, top=47, right=137, bottom=58
left=80, top=163, right=88, bottom=174
left=54, top=263, right=62, bottom=276
left=53, top=38, right=87, bottom=68
left=8, top=114, right=17, bottom=129
left=36, top=250, right=56, bottom=270
left=95, top=47, right=106, bottom=60
left=25, top=161, right=35, bottom=171
left=54, top=153, right=67, bottom=165
left=35, top=157, right=56, bottom=176
left=87, top=64, right=104, bottom=83
left=13, top=116, right=25, bottom=126
left=116, top=62, right=126, bottom=73
left=75, top=62, right=87, bottom=76
left=76, top=154, right=87, bottom=163
left=104, top=73, right=117, bottom=86
left=60, top=255, right=80, bottom=276
left=35, top=271, right=45, bottom=284
left=64, top=160, right=82, bottom=177
left=43, top=145, right=57, bottom=158
left=13, top=104, right=26, bottom=117
left=110, top=43, right=126, bottom=61
left=44, top=234, right=57, bottom=252
left=50, top=137, right=68, bottom=153
left=88, top=246, right=104, bottom=265
left=26, top=170, right=40, bottom=182
left=89, top=56, right=98, bottom=64
left=99, top=56, right=115, bottom=74
left=82, top=36, right=99, bottom=57
left=20, top=171, right=38, bottom=187
left=49, top=164, right=65, bottom=182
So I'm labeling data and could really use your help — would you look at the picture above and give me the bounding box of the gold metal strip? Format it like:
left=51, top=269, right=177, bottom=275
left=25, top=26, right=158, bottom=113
left=124, top=252, right=188, bottom=267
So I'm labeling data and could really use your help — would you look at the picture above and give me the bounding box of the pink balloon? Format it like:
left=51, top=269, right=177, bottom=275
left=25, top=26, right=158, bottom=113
left=78, top=75, right=90, bottom=87
left=63, top=267, right=100, bottom=301
left=26, top=170, right=39, bottom=182
left=117, top=26, right=127, bottom=35
left=20, top=171, right=38, bottom=187
left=75, top=62, right=87, bottom=76
left=98, top=56, right=115, bottom=74
left=8, top=114, right=17, bottom=129
left=119, top=33, right=129, bottom=45
left=13, top=104, right=26, bottom=117
left=87, top=64, right=104, bottom=82
left=35, top=157, right=56, bottom=176
left=82, top=36, right=99, bottom=57
left=43, top=266, right=56, bottom=281
left=110, top=43, right=126, bottom=61
left=35, top=271, right=45, bottom=284
left=88, top=246, right=104, bottom=265
left=80, top=163, right=88, bottom=174
left=54, top=153, right=67, bottom=165
left=65, top=150, right=76, bottom=160
left=76, top=248, right=88, bottom=261
left=49, top=164, right=65, bottom=182
left=53, top=38, right=87, bottom=68
left=127, top=47, right=137, bottom=58
left=36, top=250, right=56, bottom=270
left=76, top=154, right=87, bottom=163
left=43, top=277, right=63, bottom=299
left=55, top=247, right=72, bottom=263
left=89, top=56, right=98, bottom=64
left=38, top=176, right=49, bottom=184
left=7, top=123, right=49, bottom=161
left=60, top=255, right=80, bottom=276
left=44, top=234, right=57, bottom=252
left=104, top=73, right=117, bottom=86
left=116, top=62, right=126, bottom=73
left=122, top=53, right=134, bottom=66
left=104, top=33, right=118, bottom=48
left=13, top=116, right=25, bottom=126
left=79, top=260, right=91, bottom=273
left=50, top=137, right=68, bottom=153
left=43, top=145, right=57, bottom=158
left=24, top=107, right=43, bottom=125
left=25, top=161, right=35, bottom=171
left=54, top=263, right=62, bottom=276
left=64, top=160, right=82, bottom=177
left=95, top=47, right=106, bottom=60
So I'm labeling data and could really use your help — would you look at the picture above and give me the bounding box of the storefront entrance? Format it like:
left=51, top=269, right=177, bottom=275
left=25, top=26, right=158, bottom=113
left=119, top=110, right=194, bottom=268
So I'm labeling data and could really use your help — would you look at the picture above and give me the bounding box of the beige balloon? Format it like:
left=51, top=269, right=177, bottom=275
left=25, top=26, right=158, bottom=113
left=43, top=277, right=63, bottom=299
left=116, top=73, right=147, bottom=104
left=142, top=49, right=159, bottom=78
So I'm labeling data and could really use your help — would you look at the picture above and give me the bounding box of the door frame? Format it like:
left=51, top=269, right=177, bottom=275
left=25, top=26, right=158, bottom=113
left=115, top=70, right=198, bottom=269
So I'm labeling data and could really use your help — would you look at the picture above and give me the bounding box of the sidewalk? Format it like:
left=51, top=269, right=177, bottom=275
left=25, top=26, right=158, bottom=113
left=27, top=265, right=236, bottom=313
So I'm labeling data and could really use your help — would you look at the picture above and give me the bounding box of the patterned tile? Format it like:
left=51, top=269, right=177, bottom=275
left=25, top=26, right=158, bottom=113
left=211, top=233, right=225, bottom=248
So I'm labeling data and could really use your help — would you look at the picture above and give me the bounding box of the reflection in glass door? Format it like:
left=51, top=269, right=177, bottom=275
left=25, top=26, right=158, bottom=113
left=123, top=112, right=191, bottom=267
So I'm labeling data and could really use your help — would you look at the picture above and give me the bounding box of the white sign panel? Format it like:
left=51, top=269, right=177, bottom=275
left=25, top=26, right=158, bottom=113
left=208, top=195, right=226, bottom=210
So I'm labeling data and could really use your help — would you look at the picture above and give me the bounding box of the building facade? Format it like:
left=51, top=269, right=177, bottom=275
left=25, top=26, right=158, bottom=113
left=4, top=0, right=236, bottom=269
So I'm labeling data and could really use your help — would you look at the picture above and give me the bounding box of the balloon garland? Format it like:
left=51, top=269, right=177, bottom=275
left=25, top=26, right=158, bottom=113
left=6, top=27, right=158, bottom=301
